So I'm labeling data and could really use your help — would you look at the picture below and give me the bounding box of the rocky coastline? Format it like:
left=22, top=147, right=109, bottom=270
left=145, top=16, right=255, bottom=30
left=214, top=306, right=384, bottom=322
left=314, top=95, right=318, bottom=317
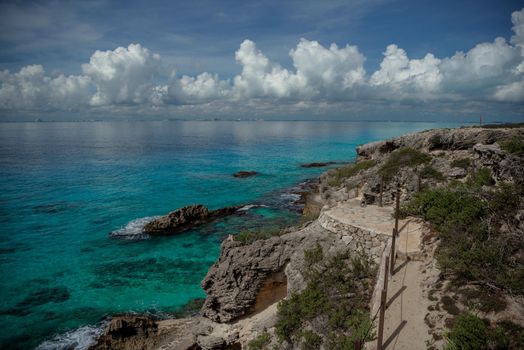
left=91, top=125, right=524, bottom=349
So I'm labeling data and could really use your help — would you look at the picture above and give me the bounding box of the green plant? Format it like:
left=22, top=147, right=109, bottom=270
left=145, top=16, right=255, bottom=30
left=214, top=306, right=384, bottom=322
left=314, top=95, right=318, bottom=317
left=379, top=147, right=431, bottom=181
left=234, top=227, right=282, bottom=245
left=276, top=247, right=376, bottom=346
left=445, top=312, right=489, bottom=350
left=300, top=330, right=322, bottom=350
left=499, top=138, right=524, bottom=155
left=328, top=160, right=375, bottom=186
left=248, top=331, right=271, bottom=350
left=450, top=158, right=471, bottom=169
left=419, top=165, right=446, bottom=181
left=472, top=167, right=495, bottom=187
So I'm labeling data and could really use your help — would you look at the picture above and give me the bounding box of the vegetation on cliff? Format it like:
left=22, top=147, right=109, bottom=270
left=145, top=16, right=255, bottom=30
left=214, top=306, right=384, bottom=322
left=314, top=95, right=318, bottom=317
left=328, top=160, right=375, bottom=186
left=275, top=244, right=376, bottom=349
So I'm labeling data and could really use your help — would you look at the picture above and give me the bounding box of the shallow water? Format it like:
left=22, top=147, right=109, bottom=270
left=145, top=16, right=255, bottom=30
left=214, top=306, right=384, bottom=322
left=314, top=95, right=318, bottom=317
left=0, top=120, right=461, bottom=349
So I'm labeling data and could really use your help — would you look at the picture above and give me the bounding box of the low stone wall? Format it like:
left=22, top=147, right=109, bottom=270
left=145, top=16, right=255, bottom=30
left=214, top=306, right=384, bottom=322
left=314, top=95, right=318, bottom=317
left=318, top=211, right=391, bottom=264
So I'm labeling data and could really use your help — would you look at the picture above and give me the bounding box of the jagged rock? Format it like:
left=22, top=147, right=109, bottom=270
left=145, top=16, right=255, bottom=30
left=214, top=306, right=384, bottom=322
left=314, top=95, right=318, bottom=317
left=143, top=204, right=241, bottom=235
left=233, top=171, right=258, bottom=178
left=91, top=314, right=158, bottom=350
left=197, top=335, right=225, bottom=349
left=448, top=167, right=468, bottom=178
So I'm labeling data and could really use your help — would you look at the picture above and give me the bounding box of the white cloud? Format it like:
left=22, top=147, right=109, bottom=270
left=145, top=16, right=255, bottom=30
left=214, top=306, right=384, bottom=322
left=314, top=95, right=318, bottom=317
left=370, top=44, right=441, bottom=98
left=0, top=65, right=91, bottom=110
left=1, top=8, right=524, bottom=116
left=82, top=43, right=162, bottom=106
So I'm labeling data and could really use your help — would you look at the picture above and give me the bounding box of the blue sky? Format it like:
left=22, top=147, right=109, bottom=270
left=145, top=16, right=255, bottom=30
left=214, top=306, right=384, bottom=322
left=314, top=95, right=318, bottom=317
left=0, top=0, right=523, bottom=121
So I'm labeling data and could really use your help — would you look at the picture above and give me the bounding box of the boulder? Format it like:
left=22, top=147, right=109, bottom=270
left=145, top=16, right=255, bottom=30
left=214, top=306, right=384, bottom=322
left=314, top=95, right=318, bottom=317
left=144, top=204, right=242, bottom=235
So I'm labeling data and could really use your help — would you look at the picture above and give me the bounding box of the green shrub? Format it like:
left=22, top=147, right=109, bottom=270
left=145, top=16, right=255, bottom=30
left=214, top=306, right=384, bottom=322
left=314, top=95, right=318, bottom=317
left=419, top=165, right=446, bottom=181
left=234, top=227, right=282, bottom=245
left=472, top=167, right=495, bottom=187
left=379, top=147, right=431, bottom=181
left=276, top=247, right=375, bottom=346
left=328, top=160, right=375, bottom=186
left=499, top=138, right=524, bottom=155
left=248, top=331, right=271, bottom=350
left=450, top=158, right=471, bottom=169
left=401, top=182, right=524, bottom=295
left=301, top=330, right=322, bottom=350
left=445, top=312, right=489, bottom=350
left=445, top=313, right=523, bottom=350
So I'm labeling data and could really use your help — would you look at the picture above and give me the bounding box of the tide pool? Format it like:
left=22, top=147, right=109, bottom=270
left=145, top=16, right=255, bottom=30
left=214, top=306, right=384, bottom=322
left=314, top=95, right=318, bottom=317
left=0, top=120, right=462, bottom=349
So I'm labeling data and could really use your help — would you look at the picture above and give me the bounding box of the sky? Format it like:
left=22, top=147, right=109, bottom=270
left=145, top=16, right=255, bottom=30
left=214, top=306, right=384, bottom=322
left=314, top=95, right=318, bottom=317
left=0, top=0, right=523, bottom=122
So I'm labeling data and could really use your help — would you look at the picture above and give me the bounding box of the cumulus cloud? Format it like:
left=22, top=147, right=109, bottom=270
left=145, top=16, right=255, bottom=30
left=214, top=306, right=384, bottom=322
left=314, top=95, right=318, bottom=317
left=1, top=8, right=524, bottom=116
left=370, top=45, right=441, bottom=97
left=0, top=65, right=91, bottom=110
left=82, top=43, right=162, bottom=106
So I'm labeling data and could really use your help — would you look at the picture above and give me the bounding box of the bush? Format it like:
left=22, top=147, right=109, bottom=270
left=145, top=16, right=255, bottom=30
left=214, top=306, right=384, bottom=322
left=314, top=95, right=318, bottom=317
left=500, top=138, right=524, bottom=155
left=472, top=167, right=495, bottom=187
left=419, top=165, right=446, bottom=181
left=445, top=312, right=489, bottom=350
left=328, top=160, right=375, bottom=186
left=275, top=247, right=376, bottom=346
left=401, top=182, right=524, bottom=295
left=445, top=313, right=524, bottom=350
left=234, top=227, right=282, bottom=245
left=379, top=147, right=431, bottom=181
left=301, top=330, right=322, bottom=350
left=450, top=158, right=471, bottom=169
left=248, top=331, right=271, bottom=350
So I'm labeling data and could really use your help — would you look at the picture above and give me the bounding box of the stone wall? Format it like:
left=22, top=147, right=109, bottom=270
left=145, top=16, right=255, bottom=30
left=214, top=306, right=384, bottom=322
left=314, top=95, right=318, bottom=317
left=318, top=211, right=391, bottom=264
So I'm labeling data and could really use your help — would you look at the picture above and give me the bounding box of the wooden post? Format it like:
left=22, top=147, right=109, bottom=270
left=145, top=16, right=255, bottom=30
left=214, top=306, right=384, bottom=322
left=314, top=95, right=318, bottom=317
left=384, top=255, right=390, bottom=291
left=394, top=183, right=400, bottom=237
left=379, top=176, right=383, bottom=207
left=354, top=339, right=362, bottom=350
left=377, top=289, right=387, bottom=350
left=417, top=173, right=421, bottom=192
left=390, top=229, right=396, bottom=275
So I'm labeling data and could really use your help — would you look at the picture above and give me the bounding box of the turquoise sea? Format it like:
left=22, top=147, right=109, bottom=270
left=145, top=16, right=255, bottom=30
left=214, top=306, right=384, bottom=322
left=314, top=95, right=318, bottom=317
left=0, top=120, right=462, bottom=349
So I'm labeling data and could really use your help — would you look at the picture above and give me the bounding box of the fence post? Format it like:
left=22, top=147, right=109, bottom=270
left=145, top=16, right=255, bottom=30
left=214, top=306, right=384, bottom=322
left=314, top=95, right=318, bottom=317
left=379, top=176, right=383, bottom=207
left=377, top=289, right=387, bottom=350
left=390, top=228, right=396, bottom=275
left=354, top=339, right=362, bottom=350
left=394, top=183, right=400, bottom=237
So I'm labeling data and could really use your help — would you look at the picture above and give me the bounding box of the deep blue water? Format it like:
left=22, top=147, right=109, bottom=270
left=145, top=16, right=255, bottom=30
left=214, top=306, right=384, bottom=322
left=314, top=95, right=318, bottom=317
left=0, top=120, right=461, bottom=349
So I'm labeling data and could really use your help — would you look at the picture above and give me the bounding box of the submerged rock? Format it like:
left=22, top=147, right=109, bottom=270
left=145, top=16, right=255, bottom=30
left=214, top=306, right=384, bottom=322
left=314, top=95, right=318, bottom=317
left=300, top=161, right=337, bottom=168
left=233, top=171, right=258, bottom=178
left=143, top=204, right=242, bottom=235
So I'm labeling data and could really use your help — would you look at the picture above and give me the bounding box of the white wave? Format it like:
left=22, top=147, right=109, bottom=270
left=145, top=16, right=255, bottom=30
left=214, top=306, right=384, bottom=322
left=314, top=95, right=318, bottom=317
left=36, top=323, right=106, bottom=350
left=280, top=193, right=301, bottom=202
left=110, top=216, right=159, bottom=239
left=237, top=204, right=268, bottom=211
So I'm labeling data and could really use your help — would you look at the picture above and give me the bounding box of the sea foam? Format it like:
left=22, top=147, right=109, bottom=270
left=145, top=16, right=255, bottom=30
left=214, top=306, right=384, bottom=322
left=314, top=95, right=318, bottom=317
left=110, top=216, right=159, bottom=239
left=36, top=323, right=106, bottom=350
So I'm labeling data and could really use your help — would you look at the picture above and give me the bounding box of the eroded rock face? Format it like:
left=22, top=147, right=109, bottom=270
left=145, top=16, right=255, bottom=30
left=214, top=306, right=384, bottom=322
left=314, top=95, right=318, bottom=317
left=143, top=204, right=241, bottom=235
left=200, top=222, right=346, bottom=322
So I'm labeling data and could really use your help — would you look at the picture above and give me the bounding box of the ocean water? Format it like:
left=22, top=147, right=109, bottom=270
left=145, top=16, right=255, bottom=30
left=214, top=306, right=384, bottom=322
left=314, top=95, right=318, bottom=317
left=0, top=120, right=461, bottom=349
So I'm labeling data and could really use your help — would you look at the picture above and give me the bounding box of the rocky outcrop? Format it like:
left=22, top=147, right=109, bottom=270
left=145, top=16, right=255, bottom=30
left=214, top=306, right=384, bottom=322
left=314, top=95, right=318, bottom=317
left=200, top=221, right=355, bottom=322
left=317, top=127, right=524, bottom=207
left=233, top=171, right=258, bottom=178
left=143, top=204, right=242, bottom=235
left=356, top=127, right=524, bottom=159
left=91, top=314, right=158, bottom=350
